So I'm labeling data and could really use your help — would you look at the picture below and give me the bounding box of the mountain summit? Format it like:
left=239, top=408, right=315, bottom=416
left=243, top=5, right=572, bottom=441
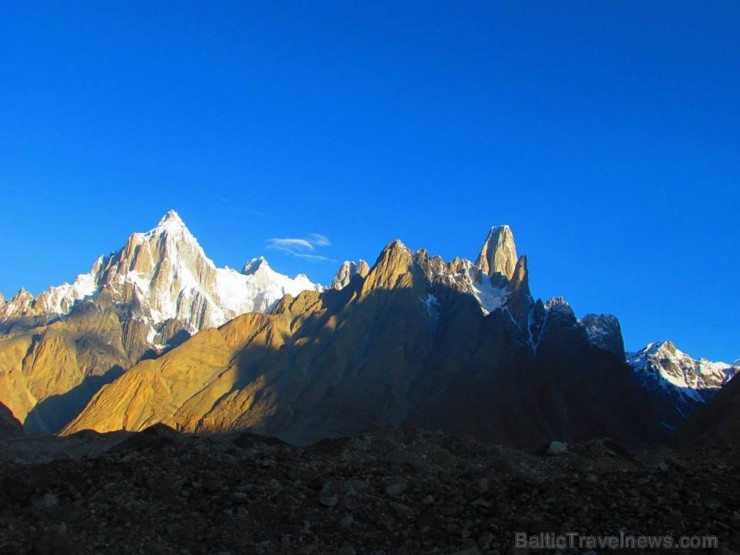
left=64, top=225, right=667, bottom=447
left=2, top=219, right=734, bottom=445
left=0, top=211, right=321, bottom=433
left=475, top=225, right=518, bottom=281
left=628, top=341, right=739, bottom=430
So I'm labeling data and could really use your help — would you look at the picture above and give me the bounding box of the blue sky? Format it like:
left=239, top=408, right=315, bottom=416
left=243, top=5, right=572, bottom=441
left=1, top=2, right=738, bottom=361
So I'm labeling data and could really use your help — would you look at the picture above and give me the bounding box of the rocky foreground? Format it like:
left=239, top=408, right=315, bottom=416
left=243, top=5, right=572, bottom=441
left=0, top=426, right=738, bottom=555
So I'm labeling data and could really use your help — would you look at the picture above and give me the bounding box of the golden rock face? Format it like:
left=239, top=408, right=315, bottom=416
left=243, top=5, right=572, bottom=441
left=475, top=225, right=518, bottom=280
left=61, top=230, right=663, bottom=450
left=4, top=223, right=667, bottom=449
left=0, top=212, right=322, bottom=433
left=0, top=309, right=132, bottom=432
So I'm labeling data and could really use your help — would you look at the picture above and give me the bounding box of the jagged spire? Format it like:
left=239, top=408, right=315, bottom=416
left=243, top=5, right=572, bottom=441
left=475, top=225, right=518, bottom=280
left=330, top=259, right=370, bottom=290
left=361, top=240, right=418, bottom=294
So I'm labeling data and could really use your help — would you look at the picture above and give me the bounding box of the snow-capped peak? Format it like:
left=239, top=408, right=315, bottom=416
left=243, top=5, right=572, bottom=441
left=628, top=341, right=739, bottom=394
left=139, top=209, right=198, bottom=243
left=242, top=256, right=270, bottom=275
left=157, top=209, right=185, bottom=227
left=0, top=211, right=322, bottom=345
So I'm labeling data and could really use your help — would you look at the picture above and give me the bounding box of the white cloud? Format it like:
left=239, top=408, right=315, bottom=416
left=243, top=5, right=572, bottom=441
left=266, top=233, right=334, bottom=262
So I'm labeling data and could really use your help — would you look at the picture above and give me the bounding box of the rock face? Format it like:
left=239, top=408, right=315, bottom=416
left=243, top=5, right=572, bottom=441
left=580, top=313, right=625, bottom=356
left=65, top=228, right=665, bottom=448
left=474, top=225, right=518, bottom=282
left=628, top=341, right=739, bottom=431
left=330, top=260, right=370, bottom=290
left=1, top=211, right=321, bottom=336
left=0, top=211, right=321, bottom=433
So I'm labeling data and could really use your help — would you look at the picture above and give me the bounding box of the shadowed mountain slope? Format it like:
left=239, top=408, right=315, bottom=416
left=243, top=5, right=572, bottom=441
left=66, top=237, right=666, bottom=447
left=0, top=212, right=320, bottom=433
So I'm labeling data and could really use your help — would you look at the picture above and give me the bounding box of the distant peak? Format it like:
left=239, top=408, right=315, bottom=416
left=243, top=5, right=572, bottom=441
left=644, top=341, right=678, bottom=355
left=384, top=239, right=411, bottom=254
left=140, top=210, right=197, bottom=242
left=330, top=259, right=371, bottom=290
left=156, top=210, right=186, bottom=228
left=475, top=225, right=518, bottom=279
left=360, top=239, right=419, bottom=294
left=242, top=256, right=271, bottom=275
left=660, top=340, right=677, bottom=353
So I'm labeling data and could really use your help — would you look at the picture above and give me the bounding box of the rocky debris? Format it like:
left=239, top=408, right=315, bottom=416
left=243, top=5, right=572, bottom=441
left=0, top=426, right=737, bottom=554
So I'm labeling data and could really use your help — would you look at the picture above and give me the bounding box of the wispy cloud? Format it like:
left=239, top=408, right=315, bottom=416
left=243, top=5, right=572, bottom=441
left=266, top=233, right=335, bottom=262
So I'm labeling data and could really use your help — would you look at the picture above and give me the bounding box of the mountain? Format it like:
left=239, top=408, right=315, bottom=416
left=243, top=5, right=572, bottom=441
left=628, top=341, right=739, bottom=431
left=64, top=227, right=667, bottom=447
left=330, top=260, right=370, bottom=290
left=1, top=211, right=320, bottom=336
left=674, top=372, right=740, bottom=452
left=0, top=211, right=321, bottom=433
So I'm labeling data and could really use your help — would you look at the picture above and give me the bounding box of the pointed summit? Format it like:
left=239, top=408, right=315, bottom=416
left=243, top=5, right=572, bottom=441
left=149, top=209, right=192, bottom=239
left=242, top=256, right=271, bottom=275
left=330, top=259, right=370, bottom=290
left=361, top=240, right=419, bottom=293
left=158, top=209, right=184, bottom=226
left=475, top=225, right=518, bottom=280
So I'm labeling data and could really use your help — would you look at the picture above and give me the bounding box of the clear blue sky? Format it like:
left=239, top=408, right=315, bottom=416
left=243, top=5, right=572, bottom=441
left=1, top=2, right=738, bottom=361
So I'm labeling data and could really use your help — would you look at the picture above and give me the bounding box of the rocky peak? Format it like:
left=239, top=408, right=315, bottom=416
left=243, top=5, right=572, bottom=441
left=507, top=255, right=530, bottom=295
left=158, top=209, right=185, bottom=227
left=0, top=288, right=35, bottom=318
left=475, top=225, right=518, bottom=281
left=242, top=257, right=271, bottom=275
left=503, top=255, right=534, bottom=326
left=544, top=296, right=577, bottom=323
left=330, top=260, right=370, bottom=290
left=361, top=240, right=420, bottom=294
left=148, top=210, right=193, bottom=242
left=13, top=288, right=33, bottom=302
left=580, top=313, right=625, bottom=357
left=629, top=341, right=739, bottom=393
left=657, top=340, right=677, bottom=355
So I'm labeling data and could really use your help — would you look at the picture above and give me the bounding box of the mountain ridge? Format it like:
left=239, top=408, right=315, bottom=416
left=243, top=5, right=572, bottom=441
left=63, top=227, right=668, bottom=447
left=1, top=212, right=735, bottom=444
left=0, top=211, right=321, bottom=433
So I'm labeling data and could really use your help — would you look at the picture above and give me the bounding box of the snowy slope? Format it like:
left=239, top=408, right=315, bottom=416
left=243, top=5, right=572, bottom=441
left=629, top=341, right=738, bottom=399
left=0, top=211, right=322, bottom=341
left=628, top=341, right=739, bottom=427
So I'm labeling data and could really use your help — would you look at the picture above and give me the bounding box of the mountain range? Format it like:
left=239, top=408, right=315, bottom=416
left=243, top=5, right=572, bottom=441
left=0, top=211, right=736, bottom=444
left=0, top=211, right=320, bottom=433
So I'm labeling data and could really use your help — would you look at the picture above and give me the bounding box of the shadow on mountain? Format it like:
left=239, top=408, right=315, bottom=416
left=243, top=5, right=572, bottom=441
left=25, top=365, right=124, bottom=434
left=212, top=277, right=669, bottom=449
left=673, top=372, right=740, bottom=453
